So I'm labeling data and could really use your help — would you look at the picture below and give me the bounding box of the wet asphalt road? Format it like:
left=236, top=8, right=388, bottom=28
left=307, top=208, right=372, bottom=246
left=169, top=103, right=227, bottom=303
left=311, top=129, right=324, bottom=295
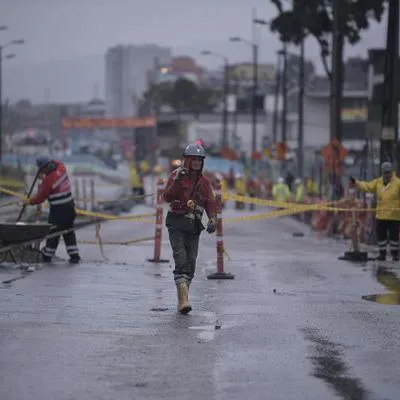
left=1, top=203, right=400, bottom=400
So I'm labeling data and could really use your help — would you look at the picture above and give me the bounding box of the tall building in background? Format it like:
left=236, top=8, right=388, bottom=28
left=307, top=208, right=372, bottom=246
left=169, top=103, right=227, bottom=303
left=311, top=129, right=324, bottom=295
left=105, top=44, right=172, bottom=117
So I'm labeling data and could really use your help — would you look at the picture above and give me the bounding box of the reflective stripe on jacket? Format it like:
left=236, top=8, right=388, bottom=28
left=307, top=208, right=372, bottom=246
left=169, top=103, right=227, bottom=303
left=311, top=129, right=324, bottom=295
left=30, top=160, right=73, bottom=207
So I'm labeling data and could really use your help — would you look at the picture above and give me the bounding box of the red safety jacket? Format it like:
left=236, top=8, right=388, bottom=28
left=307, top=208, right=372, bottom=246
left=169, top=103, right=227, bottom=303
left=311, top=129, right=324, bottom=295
left=163, top=169, right=216, bottom=220
left=30, top=160, right=74, bottom=207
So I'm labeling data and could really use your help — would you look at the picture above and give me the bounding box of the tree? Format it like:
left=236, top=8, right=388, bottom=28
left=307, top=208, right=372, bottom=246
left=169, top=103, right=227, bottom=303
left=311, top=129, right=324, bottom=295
left=143, top=78, right=220, bottom=114
left=269, top=0, right=386, bottom=79
left=283, top=53, right=316, bottom=89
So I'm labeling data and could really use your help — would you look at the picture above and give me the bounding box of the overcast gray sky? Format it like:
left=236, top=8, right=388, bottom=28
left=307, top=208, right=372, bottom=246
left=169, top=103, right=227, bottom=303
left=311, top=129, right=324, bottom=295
left=1, top=0, right=387, bottom=103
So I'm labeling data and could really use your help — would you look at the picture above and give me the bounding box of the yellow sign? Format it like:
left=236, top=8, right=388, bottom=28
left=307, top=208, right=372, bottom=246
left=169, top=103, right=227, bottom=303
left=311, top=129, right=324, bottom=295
left=341, top=108, right=367, bottom=121
left=61, top=117, right=156, bottom=129
left=228, top=63, right=276, bottom=81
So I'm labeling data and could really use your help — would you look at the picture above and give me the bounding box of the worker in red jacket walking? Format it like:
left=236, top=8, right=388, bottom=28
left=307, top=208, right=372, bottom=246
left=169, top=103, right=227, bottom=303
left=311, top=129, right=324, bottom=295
left=24, top=156, right=81, bottom=264
left=163, top=143, right=217, bottom=314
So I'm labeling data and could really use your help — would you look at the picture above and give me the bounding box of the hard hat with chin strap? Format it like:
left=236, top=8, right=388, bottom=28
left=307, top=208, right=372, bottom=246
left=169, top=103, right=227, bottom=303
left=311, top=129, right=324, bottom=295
left=381, top=161, right=393, bottom=173
left=183, top=143, right=206, bottom=158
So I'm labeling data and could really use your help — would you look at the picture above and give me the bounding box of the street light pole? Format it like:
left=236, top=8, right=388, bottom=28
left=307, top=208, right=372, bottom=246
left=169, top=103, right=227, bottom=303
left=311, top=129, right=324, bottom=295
left=281, top=43, right=288, bottom=144
left=298, top=37, right=305, bottom=178
left=251, top=41, right=258, bottom=172
left=0, top=45, right=3, bottom=162
left=229, top=26, right=260, bottom=173
left=200, top=50, right=230, bottom=148
left=272, top=51, right=281, bottom=144
left=0, top=36, right=24, bottom=162
left=222, top=59, right=229, bottom=148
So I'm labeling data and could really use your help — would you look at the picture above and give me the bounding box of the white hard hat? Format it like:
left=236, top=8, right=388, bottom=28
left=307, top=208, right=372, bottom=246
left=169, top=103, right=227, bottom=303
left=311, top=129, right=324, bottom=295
left=278, top=177, right=284, bottom=184
left=295, top=178, right=302, bottom=184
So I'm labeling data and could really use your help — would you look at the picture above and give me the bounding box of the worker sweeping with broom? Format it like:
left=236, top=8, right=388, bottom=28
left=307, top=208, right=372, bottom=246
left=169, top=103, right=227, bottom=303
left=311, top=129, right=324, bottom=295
left=23, top=156, right=81, bottom=264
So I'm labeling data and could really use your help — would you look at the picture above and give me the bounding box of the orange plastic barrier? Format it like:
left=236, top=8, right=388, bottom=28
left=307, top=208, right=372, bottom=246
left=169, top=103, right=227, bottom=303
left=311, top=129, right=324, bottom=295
left=147, top=179, right=169, bottom=264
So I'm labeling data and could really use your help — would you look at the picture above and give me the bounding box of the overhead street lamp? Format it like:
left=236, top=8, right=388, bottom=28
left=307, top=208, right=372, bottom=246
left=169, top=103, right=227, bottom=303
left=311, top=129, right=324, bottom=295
left=201, top=50, right=230, bottom=148
left=0, top=36, right=24, bottom=162
left=230, top=29, right=260, bottom=173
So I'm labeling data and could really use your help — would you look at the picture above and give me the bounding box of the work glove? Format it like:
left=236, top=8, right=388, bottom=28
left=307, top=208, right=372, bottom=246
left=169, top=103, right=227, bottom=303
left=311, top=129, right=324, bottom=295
left=175, top=167, right=188, bottom=181
left=206, top=218, right=217, bottom=234
left=22, top=196, right=31, bottom=205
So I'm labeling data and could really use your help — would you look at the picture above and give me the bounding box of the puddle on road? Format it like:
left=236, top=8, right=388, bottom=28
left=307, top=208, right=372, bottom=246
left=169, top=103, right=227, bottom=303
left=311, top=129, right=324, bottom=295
left=301, top=327, right=368, bottom=399
left=189, top=325, right=216, bottom=342
left=362, top=266, right=400, bottom=305
left=188, top=320, right=237, bottom=342
left=362, top=293, right=400, bottom=305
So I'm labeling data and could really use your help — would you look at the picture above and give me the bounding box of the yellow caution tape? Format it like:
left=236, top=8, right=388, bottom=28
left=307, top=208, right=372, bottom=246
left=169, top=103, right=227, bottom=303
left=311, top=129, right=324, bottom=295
left=0, top=179, right=26, bottom=189
left=78, top=236, right=154, bottom=246
left=223, top=192, right=337, bottom=210
left=0, top=186, right=156, bottom=222
left=0, top=187, right=25, bottom=198
left=222, top=191, right=391, bottom=213
left=75, top=208, right=156, bottom=221
left=0, top=185, right=395, bottom=221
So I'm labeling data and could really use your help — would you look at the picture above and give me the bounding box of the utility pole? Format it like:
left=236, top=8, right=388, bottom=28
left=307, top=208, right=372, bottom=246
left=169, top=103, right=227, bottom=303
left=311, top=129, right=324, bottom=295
left=221, top=59, right=230, bottom=148
left=272, top=51, right=282, bottom=144
left=330, top=0, right=344, bottom=142
left=380, top=0, right=399, bottom=168
left=0, top=34, right=24, bottom=162
left=232, top=75, right=239, bottom=145
left=0, top=45, right=3, bottom=163
left=200, top=50, right=230, bottom=148
left=251, top=8, right=259, bottom=174
left=281, top=43, right=288, bottom=143
left=298, top=37, right=305, bottom=178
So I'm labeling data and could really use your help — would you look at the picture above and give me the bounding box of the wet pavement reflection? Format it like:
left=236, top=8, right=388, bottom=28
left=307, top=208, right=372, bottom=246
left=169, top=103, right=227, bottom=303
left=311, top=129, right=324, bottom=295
left=363, top=265, right=400, bottom=305
left=301, top=327, right=368, bottom=400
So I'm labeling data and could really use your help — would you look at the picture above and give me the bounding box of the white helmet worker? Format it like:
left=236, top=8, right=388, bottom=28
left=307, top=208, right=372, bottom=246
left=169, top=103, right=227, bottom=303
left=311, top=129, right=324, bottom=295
left=277, top=177, right=284, bottom=184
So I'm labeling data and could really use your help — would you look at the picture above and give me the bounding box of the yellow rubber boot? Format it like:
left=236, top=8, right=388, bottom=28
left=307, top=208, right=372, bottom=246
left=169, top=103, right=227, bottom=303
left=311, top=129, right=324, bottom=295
left=177, top=282, right=192, bottom=314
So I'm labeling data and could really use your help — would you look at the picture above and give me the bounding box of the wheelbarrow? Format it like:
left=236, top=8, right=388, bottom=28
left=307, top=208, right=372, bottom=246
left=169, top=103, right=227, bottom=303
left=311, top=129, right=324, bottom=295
left=0, top=222, right=52, bottom=263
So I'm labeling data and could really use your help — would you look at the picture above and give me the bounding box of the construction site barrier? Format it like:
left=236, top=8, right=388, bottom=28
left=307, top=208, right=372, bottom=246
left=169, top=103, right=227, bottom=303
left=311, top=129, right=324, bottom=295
left=1, top=180, right=396, bottom=266
left=207, top=179, right=234, bottom=280
left=147, top=179, right=169, bottom=263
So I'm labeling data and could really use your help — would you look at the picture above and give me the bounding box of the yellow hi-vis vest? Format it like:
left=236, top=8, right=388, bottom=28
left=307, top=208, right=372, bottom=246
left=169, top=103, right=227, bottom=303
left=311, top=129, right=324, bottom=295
left=235, top=178, right=246, bottom=195
left=306, top=179, right=318, bottom=195
left=129, top=167, right=143, bottom=189
left=356, top=176, right=400, bottom=220
left=272, top=183, right=291, bottom=202
left=295, top=184, right=305, bottom=202
left=220, top=178, right=228, bottom=195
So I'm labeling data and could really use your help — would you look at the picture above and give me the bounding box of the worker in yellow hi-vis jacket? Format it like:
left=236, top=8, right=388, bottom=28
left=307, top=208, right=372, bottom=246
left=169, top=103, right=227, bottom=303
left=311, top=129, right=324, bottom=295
left=234, top=173, right=246, bottom=210
left=272, top=177, right=291, bottom=203
left=129, top=164, right=145, bottom=200
left=349, top=161, right=400, bottom=261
